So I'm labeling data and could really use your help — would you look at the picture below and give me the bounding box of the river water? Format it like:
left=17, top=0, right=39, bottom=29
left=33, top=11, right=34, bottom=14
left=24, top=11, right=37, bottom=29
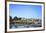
left=10, top=24, right=41, bottom=29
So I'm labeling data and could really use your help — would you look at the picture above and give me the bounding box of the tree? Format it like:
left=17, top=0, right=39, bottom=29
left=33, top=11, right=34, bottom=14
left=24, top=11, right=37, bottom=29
left=13, top=16, right=18, bottom=20
left=9, top=16, right=12, bottom=21
left=18, top=18, right=21, bottom=20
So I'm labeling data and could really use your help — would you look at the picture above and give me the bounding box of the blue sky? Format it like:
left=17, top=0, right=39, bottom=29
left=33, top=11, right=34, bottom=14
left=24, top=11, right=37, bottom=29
left=9, top=4, right=42, bottom=19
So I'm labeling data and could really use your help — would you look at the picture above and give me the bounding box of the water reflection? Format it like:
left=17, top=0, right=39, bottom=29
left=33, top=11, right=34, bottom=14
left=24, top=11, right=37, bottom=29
left=10, top=23, right=41, bottom=29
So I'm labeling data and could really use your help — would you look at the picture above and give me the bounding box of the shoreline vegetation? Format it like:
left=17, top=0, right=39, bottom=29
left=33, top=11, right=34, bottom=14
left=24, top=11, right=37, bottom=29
left=10, top=16, right=42, bottom=25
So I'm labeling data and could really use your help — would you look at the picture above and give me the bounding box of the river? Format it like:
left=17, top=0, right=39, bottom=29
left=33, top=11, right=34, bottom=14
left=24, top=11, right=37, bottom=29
left=10, top=24, right=41, bottom=29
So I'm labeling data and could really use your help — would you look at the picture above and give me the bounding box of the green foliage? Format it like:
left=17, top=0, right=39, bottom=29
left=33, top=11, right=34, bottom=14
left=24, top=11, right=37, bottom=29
left=12, top=16, right=21, bottom=20
left=9, top=16, right=12, bottom=21
left=13, top=16, right=18, bottom=20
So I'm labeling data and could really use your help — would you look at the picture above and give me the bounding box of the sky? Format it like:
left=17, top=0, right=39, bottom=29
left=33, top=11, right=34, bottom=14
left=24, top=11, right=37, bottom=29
left=9, top=4, right=42, bottom=19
